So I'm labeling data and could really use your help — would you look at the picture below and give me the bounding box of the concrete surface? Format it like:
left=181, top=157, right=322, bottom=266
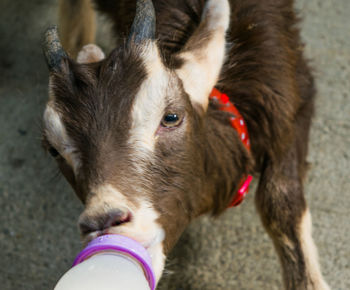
left=0, top=0, right=349, bottom=289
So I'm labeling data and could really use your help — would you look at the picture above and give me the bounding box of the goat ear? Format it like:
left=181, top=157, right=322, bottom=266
left=176, top=0, right=230, bottom=111
left=77, top=44, right=105, bottom=64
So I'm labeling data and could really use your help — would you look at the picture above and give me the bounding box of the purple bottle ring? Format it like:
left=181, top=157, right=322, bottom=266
left=72, top=234, right=155, bottom=290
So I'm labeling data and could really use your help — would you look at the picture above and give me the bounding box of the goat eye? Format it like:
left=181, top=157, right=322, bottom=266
left=48, top=146, right=60, bottom=158
left=161, top=113, right=181, bottom=128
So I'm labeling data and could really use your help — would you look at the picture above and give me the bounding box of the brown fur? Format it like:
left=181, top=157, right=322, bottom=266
left=43, top=0, right=329, bottom=289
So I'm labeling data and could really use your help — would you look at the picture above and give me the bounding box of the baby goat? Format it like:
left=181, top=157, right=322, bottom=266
left=42, top=0, right=330, bottom=288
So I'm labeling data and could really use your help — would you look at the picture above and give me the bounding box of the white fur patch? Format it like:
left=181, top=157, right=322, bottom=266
left=77, top=44, right=105, bottom=64
left=106, top=201, right=166, bottom=282
left=83, top=184, right=132, bottom=212
left=81, top=183, right=166, bottom=283
left=299, top=210, right=330, bottom=290
left=43, top=103, right=80, bottom=173
left=176, top=0, right=230, bottom=110
left=128, top=42, right=169, bottom=153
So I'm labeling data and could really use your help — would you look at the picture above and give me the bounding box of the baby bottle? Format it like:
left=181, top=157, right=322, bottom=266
left=54, top=234, right=155, bottom=290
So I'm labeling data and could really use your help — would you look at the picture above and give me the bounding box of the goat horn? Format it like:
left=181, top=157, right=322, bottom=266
left=42, top=25, right=68, bottom=72
left=129, top=0, right=156, bottom=44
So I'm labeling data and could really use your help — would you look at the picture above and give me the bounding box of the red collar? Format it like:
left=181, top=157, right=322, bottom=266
left=209, top=88, right=253, bottom=207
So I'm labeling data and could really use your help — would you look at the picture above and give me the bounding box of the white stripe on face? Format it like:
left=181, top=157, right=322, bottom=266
left=116, top=43, right=169, bottom=281
left=128, top=42, right=170, bottom=153
left=43, top=102, right=80, bottom=173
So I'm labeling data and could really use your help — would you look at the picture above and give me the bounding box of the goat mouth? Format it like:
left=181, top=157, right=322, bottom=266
left=83, top=232, right=155, bottom=252
left=110, top=212, right=132, bottom=227
left=80, top=212, right=132, bottom=235
left=81, top=213, right=134, bottom=243
left=80, top=213, right=164, bottom=252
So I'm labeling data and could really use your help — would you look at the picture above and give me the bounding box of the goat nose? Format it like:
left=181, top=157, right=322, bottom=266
left=79, top=208, right=131, bottom=235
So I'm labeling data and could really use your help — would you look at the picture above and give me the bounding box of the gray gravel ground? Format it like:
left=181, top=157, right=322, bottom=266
left=0, top=0, right=349, bottom=289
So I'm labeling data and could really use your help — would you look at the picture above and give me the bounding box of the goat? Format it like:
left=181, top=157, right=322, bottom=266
left=41, top=0, right=330, bottom=288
